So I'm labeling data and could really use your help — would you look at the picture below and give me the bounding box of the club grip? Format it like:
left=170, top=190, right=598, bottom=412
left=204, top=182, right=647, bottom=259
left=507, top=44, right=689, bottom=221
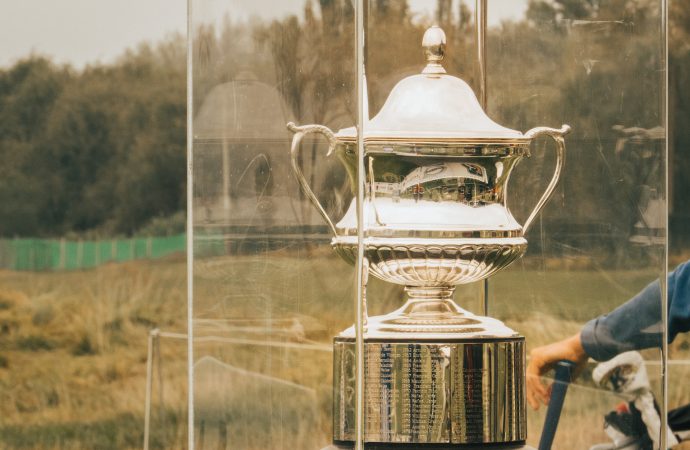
left=538, top=360, right=577, bottom=450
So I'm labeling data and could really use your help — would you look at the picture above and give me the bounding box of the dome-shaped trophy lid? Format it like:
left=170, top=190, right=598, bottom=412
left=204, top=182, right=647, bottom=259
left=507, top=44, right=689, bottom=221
left=336, top=25, right=525, bottom=145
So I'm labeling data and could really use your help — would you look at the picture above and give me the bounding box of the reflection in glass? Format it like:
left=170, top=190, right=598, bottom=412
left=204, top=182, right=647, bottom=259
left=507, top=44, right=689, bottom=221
left=191, top=2, right=355, bottom=450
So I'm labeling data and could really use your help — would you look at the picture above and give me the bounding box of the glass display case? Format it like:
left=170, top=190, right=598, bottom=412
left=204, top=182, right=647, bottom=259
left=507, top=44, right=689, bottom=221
left=190, top=1, right=669, bottom=449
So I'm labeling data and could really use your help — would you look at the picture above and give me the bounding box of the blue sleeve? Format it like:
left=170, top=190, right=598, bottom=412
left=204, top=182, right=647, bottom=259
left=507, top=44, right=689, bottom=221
left=580, top=260, right=690, bottom=361
left=669, top=261, right=690, bottom=340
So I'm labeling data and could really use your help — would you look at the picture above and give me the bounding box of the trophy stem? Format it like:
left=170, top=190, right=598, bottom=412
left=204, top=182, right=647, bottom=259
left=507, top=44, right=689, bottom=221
left=405, top=285, right=454, bottom=300
left=370, top=286, right=483, bottom=333
left=401, top=285, right=465, bottom=315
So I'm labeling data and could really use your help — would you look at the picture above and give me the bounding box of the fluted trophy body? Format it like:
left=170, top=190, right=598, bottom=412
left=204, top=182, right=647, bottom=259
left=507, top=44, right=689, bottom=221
left=288, top=26, right=569, bottom=446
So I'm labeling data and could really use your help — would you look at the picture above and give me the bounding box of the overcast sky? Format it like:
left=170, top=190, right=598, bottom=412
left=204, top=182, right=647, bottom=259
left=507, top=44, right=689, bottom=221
left=0, top=0, right=186, bottom=68
left=0, top=0, right=526, bottom=69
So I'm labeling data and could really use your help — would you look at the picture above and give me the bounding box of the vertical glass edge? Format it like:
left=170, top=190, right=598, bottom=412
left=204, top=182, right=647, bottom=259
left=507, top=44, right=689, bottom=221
left=661, top=0, right=669, bottom=447
left=355, top=1, right=366, bottom=449
left=186, top=0, right=195, bottom=448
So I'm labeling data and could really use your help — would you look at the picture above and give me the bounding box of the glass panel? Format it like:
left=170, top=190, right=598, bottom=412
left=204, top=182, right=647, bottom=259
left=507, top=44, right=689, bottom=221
left=192, top=1, right=669, bottom=449
left=486, top=1, right=667, bottom=449
left=361, top=1, right=667, bottom=449
left=191, top=1, right=355, bottom=449
left=668, top=0, right=690, bottom=439
left=0, top=3, right=187, bottom=450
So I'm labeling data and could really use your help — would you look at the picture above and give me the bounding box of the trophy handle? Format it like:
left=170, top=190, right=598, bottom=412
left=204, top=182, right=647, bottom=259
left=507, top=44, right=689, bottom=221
left=287, top=122, right=339, bottom=237
left=522, top=124, right=571, bottom=233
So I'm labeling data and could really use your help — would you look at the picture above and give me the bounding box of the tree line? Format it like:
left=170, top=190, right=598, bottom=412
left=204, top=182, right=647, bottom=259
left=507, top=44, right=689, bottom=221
left=1, top=0, right=688, bottom=243
left=0, top=36, right=186, bottom=238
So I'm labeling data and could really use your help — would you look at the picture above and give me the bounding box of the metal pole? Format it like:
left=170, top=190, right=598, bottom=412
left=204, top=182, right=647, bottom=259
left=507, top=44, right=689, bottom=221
left=59, top=238, right=66, bottom=270
left=222, top=138, right=231, bottom=212
left=476, top=0, right=487, bottom=110
left=155, top=331, right=164, bottom=427
left=355, top=1, right=366, bottom=449
left=143, top=328, right=158, bottom=450
left=476, top=0, right=489, bottom=316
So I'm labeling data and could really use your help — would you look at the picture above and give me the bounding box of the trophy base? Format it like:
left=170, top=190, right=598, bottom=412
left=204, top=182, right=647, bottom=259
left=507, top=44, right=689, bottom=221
left=333, top=334, right=526, bottom=445
left=339, top=290, right=518, bottom=340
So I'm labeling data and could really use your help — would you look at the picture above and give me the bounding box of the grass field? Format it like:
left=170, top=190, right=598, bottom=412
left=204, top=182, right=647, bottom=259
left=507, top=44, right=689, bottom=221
left=0, top=259, right=188, bottom=449
left=0, top=249, right=688, bottom=449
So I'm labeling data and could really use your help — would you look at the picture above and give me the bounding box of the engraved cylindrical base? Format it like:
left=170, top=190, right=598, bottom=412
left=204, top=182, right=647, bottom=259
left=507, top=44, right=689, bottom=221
left=333, top=337, right=526, bottom=445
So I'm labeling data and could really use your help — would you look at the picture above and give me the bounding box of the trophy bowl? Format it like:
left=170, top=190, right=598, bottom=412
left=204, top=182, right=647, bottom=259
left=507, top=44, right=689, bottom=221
left=334, top=239, right=527, bottom=287
left=288, top=120, right=568, bottom=309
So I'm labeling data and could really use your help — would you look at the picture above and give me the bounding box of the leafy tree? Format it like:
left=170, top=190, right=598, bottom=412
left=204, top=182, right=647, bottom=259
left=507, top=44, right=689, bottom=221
left=0, top=36, right=186, bottom=237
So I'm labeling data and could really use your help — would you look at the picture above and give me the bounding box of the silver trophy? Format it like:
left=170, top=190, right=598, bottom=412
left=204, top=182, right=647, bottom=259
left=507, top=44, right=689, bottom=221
left=288, top=26, right=570, bottom=448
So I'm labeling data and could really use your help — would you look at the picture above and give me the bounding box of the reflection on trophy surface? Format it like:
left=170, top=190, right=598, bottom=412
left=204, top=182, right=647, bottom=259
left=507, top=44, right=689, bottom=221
left=288, top=26, right=570, bottom=448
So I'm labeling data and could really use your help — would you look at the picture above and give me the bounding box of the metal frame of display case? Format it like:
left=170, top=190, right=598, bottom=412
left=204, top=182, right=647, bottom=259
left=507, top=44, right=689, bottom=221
left=354, top=2, right=366, bottom=449
left=661, top=0, right=670, bottom=443
left=186, top=0, right=194, bottom=447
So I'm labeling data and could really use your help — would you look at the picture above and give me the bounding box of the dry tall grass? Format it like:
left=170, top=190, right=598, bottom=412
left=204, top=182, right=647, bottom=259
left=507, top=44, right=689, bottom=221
left=0, top=259, right=187, bottom=449
left=191, top=252, right=690, bottom=450
left=1, top=251, right=687, bottom=449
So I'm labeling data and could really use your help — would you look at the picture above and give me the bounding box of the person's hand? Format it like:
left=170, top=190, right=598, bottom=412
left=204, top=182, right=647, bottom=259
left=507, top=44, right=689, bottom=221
left=526, top=332, right=589, bottom=410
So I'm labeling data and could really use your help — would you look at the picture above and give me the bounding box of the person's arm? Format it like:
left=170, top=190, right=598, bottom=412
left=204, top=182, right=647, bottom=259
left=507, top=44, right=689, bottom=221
left=526, top=260, right=690, bottom=410
left=526, top=332, right=588, bottom=410
left=668, top=261, right=690, bottom=341
left=581, top=261, right=690, bottom=361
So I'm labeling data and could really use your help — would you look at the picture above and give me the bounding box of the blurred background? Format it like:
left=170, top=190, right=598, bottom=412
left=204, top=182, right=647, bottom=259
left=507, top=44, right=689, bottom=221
left=0, top=0, right=689, bottom=449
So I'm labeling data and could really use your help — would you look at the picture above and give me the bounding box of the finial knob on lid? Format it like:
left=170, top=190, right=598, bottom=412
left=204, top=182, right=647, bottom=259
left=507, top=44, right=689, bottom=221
left=422, top=26, right=447, bottom=75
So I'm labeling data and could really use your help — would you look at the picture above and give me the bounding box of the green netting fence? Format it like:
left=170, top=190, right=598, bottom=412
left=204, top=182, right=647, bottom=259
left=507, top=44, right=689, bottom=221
left=0, top=234, right=186, bottom=271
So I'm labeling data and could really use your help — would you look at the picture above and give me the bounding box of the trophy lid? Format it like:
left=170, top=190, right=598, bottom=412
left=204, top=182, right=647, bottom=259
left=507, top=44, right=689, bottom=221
left=336, top=26, right=525, bottom=144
